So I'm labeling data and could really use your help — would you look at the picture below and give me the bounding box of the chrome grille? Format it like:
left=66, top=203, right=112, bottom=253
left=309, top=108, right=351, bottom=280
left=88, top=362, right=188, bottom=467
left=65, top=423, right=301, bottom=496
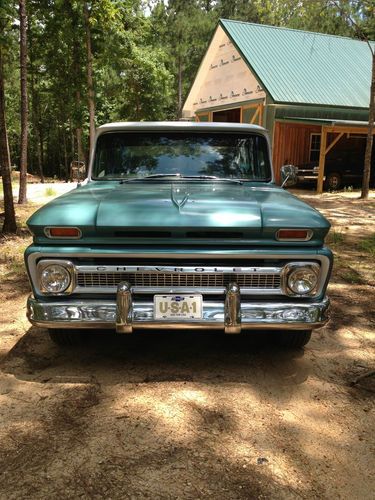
left=76, top=271, right=281, bottom=290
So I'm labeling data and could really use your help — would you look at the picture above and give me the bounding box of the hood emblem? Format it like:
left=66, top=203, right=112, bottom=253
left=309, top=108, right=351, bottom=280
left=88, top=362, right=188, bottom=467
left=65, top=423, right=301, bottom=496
left=171, top=186, right=189, bottom=211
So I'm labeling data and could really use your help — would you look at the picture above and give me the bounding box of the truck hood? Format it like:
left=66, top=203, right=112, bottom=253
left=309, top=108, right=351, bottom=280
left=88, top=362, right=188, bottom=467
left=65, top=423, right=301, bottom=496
left=27, top=181, right=330, bottom=246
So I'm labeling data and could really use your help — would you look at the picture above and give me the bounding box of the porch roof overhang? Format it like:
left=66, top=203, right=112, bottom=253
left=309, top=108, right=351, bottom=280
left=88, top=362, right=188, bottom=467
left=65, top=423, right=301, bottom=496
left=282, top=117, right=371, bottom=129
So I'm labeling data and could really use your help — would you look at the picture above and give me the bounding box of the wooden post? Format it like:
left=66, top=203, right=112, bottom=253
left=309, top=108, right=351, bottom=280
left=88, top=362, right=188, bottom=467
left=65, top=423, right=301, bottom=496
left=317, top=126, right=327, bottom=194
left=258, top=103, right=264, bottom=126
left=250, top=106, right=260, bottom=124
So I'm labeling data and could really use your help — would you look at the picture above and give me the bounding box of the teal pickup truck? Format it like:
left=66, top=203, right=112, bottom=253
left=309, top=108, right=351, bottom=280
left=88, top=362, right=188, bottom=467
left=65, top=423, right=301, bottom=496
left=25, top=122, right=332, bottom=347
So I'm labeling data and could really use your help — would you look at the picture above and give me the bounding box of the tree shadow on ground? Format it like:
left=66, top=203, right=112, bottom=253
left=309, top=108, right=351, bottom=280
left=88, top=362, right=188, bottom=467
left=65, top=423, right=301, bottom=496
left=1, top=327, right=310, bottom=390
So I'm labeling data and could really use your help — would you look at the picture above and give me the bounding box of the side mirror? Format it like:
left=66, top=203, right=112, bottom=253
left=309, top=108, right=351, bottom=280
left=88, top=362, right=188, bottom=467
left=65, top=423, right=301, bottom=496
left=280, top=164, right=298, bottom=188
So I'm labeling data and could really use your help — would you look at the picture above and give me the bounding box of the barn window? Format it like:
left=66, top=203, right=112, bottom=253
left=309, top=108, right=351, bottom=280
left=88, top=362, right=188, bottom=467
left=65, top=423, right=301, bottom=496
left=309, top=133, right=321, bottom=162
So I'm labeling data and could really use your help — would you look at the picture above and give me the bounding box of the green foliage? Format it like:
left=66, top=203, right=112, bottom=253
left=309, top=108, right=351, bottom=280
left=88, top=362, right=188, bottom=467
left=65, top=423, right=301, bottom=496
left=328, top=229, right=345, bottom=246
left=117, top=45, right=173, bottom=120
left=150, top=0, right=218, bottom=116
left=341, top=268, right=365, bottom=284
left=359, top=233, right=375, bottom=257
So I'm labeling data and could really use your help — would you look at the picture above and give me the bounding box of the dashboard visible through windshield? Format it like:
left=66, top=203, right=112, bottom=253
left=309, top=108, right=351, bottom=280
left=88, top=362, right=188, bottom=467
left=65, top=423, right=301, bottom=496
left=92, top=132, right=272, bottom=182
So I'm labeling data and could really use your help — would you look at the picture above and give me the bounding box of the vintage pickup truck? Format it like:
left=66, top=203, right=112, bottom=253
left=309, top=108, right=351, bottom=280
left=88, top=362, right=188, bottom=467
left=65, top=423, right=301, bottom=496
left=25, top=122, right=332, bottom=347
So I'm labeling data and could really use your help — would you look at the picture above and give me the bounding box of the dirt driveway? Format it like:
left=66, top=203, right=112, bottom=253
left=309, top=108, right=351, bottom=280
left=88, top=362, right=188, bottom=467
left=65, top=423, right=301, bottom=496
left=0, top=188, right=374, bottom=499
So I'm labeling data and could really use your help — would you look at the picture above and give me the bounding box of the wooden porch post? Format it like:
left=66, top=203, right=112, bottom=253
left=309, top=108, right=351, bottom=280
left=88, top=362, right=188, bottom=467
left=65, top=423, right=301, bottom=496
left=258, top=103, right=264, bottom=126
left=317, top=126, right=327, bottom=194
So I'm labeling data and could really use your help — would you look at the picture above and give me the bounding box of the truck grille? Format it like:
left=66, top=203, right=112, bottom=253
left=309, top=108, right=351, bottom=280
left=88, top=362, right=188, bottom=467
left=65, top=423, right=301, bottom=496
left=76, top=271, right=281, bottom=290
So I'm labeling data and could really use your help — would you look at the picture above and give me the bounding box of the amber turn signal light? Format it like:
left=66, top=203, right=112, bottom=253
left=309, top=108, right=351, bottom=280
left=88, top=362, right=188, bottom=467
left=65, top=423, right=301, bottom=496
left=45, top=227, right=82, bottom=238
left=276, top=229, right=312, bottom=241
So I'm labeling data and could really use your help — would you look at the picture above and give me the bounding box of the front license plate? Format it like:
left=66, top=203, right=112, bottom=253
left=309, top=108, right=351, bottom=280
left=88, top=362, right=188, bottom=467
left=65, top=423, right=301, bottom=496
left=154, top=294, right=203, bottom=320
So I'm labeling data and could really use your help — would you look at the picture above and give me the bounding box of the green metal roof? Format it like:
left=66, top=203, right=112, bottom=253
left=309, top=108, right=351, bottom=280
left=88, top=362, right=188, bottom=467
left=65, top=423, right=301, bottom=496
left=220, top=19, right=373, bottom=108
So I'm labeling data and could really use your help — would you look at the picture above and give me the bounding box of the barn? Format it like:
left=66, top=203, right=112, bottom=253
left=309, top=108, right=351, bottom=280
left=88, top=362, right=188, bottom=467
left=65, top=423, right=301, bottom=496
left=182, top=20, right=373, bottom=192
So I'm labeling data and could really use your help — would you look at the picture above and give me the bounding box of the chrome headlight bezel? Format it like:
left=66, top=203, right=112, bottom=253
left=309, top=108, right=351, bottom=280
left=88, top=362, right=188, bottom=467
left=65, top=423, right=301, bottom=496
left=36, top=260, right=75, bottom=295
left=282, top=262, right=320, bottom=297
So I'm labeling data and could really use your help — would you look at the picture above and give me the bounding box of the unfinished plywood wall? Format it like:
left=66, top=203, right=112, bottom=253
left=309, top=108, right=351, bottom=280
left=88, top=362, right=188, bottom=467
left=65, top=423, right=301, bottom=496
left=272, top=122, right=321, bottom=182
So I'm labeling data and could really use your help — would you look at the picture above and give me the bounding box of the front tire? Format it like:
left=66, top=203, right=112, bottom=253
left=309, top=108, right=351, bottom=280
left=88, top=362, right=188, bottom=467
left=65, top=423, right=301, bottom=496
left=277, top=330, right=312, bottom=349
left=48, top=329, right=83, bottom=346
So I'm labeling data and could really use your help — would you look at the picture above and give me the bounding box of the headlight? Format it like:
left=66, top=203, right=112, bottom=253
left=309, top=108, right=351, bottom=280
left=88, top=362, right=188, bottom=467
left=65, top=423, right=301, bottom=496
left=286, top=263, right=320, bottom=295
left=40, top=264, right=71, bottom=294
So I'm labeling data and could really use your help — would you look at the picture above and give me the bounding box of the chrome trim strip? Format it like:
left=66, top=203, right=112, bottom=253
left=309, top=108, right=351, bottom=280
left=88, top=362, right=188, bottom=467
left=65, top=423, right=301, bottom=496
left=224, top=283, right=241, bottom=334
left=116, top=282, right=133, bottom=333
left=74, top=286, right=283, bottom=296
left=28, top=250, right=330, bottom=260
left=27, top=295, right=330, bottom=331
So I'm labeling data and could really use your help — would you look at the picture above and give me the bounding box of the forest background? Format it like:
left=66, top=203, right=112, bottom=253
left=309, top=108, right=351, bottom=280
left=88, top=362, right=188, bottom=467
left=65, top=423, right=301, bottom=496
left=0, top=0, right=374, bottom=194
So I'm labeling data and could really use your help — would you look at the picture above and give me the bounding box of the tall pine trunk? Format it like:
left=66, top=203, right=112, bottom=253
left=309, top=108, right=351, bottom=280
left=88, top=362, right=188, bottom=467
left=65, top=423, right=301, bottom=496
left=0, top=48, right=17, bottom=234
left=177, top=55, right=183, bottom=119
left=70, top=7, right=85, bottom=167
left=28, top=4, right=44, bottom=183
left=361, top=51, right=375, bottom=200
left=75, top=102, right=85, bottom=164
left=84, top=2, right=95, bottom=155
left=18, top=0, right=28, bottom=204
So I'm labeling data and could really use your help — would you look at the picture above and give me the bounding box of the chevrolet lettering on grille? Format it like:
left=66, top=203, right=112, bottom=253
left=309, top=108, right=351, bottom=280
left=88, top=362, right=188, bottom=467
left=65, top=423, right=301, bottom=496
left=80, top=266, right=270, bottom=273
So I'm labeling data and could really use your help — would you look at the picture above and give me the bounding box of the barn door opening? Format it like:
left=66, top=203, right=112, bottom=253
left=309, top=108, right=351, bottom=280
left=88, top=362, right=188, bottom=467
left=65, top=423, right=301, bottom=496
left=212, top=107, right=241, bottom=123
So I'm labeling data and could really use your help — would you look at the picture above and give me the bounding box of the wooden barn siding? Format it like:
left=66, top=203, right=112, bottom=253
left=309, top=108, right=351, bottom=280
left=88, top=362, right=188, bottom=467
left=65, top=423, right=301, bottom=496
left=272, top=122, right=321, bottom=182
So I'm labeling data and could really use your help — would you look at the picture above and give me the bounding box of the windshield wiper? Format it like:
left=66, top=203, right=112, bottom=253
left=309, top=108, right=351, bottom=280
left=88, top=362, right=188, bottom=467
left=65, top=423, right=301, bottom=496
left=120, top=174, right=243, bottom=185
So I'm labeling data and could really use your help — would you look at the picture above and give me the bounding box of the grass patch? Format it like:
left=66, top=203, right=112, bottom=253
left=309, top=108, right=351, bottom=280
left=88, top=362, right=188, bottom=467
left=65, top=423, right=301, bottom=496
left=341, top=268, right=365, bottom=285
left=327, top=229, right=345, bottom=247
left=0, top=201, right=42, bottom=288
left=0, top=234, right=30, bottom=282
left=359, top=233, right=375, bottom=257
left=45, top=186, right=57, bottom=197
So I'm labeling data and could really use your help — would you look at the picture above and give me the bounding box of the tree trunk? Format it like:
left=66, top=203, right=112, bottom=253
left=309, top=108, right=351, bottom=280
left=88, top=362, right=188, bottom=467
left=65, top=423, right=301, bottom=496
left=0, top=48, right=17, bottom=234
left=39, top=123, right=44, bottom=172
left=361, top=51, right=375, bottom=200
left=36, top=131, right=44, bottom=182
left=18, top=0, right=28, bottom=204
left=70, top=6, right=85, bottom=168
left=63, top=129, right=68, bottom=181
left=75, top=109, right=84, bottom=164
left=28, top=5, right=44, bottom=184
left=83, top=2, right=95, bottom=155
left=177, top=55, right=183, bottom=119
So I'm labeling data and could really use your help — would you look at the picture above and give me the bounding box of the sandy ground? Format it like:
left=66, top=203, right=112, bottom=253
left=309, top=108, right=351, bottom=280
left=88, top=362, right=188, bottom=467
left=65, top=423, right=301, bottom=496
left=0, top=187, right=374, bottom=499
left=10, top=181, right=76, bottom=202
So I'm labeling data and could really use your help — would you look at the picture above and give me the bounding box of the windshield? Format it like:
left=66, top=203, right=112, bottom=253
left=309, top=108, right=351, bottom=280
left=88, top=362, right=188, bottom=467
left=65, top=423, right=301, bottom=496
left=92, top=132, right=272, bottom=181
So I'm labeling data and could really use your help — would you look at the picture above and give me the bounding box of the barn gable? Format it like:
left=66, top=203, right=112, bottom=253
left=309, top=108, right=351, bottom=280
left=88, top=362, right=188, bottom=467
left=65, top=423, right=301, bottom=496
left=183, top=24, right=266, bottom=119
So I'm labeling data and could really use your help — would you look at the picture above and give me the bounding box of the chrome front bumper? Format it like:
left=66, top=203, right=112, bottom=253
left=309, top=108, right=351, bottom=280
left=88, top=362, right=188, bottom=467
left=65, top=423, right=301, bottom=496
left=27, top=282, right=330, bottom=333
